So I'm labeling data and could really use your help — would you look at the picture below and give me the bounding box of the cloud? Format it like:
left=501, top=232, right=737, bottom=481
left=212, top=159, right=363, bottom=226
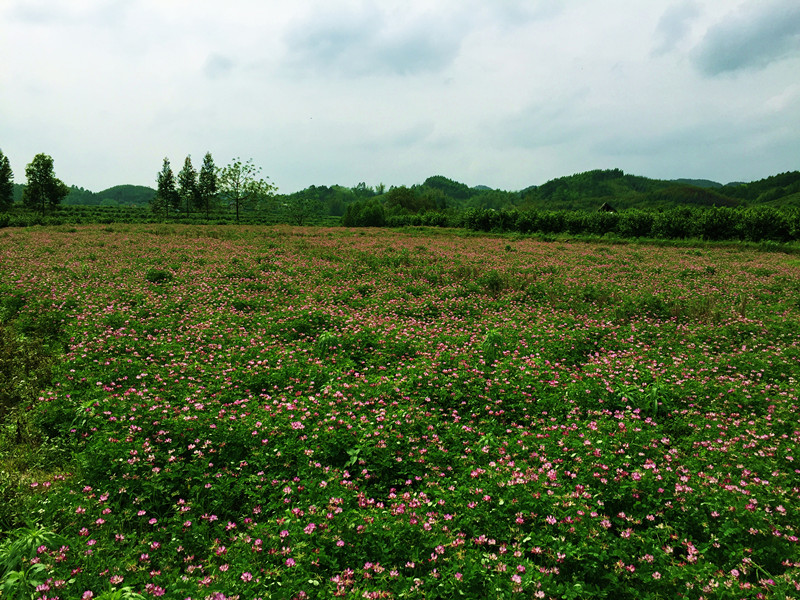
left=693, top=0, right=800, bottom=75
left=7, top=0, right=130, bottom=25
left=282, top=4, right=466, bottom=77
left=203, top=54, right=235, bottom=79
left=652, top=1, right=700, bottom=56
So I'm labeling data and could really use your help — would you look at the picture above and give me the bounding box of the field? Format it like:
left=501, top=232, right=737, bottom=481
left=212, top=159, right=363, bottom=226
left=1, top=224, right=799, bottom=599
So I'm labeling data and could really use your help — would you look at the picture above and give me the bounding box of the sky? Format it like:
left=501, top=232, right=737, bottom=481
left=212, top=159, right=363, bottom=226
left=2, top=0, right=800, bottom=194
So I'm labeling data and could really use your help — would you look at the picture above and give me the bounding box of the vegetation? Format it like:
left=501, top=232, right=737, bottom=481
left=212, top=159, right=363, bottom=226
left=196, top=152, right=218, bottom=220
left=152, top=158, right=181, bottom=218
left=0, top=224, right=798, bottom=599
left=0, top=149, right=13, bottom=212
left=2, top=150, right=800, bottom=244
left=217, top=158, right=277, bottom=224
left=21, top=154, right=69, bottom=216
left=64, top=185, right=156, bottom=207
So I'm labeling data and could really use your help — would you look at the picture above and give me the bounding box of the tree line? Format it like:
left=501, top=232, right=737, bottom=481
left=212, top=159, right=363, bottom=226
left=151, top=153, right=280, bottom=224
left=0, top=149, right=70, bottom=215
left=4, top=151, right=800, bottom=242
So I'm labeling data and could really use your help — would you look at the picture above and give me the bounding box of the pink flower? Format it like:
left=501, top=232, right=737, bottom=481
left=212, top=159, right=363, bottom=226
left=241, top=571, right=253, bottom=582
left=286, top=558, right=296, bottom=567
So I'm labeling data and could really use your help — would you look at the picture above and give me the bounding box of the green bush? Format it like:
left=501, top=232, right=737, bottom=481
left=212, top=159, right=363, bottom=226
left=145, top=268, right=173, bottom=284
left=0, top=324, right=53, bottom=421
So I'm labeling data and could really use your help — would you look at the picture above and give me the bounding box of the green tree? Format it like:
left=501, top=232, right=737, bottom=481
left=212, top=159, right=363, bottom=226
left=153, top=157, right=179, bottom=217
left=177, top=155, right=197, bottom=216
left=283, top=193, right=322, bottom=226
left=22, top=154, right=68, bottom=216
left=197, top=152, right=218, bottom=219
left=217, top=157, right=276, bottom=224
left=384, top=185, right=419, bottom=214
left=0, top=149, right=13, bottom=212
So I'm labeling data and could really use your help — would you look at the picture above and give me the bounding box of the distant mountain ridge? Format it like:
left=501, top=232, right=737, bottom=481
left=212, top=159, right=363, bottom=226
left=10, top=168, right=800, bottom=212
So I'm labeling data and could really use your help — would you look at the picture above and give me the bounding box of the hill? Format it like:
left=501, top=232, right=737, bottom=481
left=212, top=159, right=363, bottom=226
left=64, top=184, right=155, bottom=206
left=7, top=168, right=800, bottom=214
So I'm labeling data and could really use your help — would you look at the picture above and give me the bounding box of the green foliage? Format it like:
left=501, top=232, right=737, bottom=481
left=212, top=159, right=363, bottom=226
left=177, top=155, right=197, bottom=216
left=22, top=154, right=69, bottom=215
left=385, top=185, right=434, bottom=215
left=196, top=152, right=218, bottom=218
left=481, top=328, right=504, bottom=365
left=152, top=157, right=179, bottom=218
left=145, top=268, right=173, bottom=284
left=282, top=194, right=322, bottom=226
left=217, top=157, right=277, bottom=224
left=65, top=184, right=156, bottom=206
left=422, top=175, right=474, bottom=200
left=0, top=323, right=54, bottom=421
left=342, top=199, right=386, bottom=227
left=721, top=170, right=800, bottom=202
left=0, top=149, right=13, bottom=212
left=0, top=523, right=63, bottom=576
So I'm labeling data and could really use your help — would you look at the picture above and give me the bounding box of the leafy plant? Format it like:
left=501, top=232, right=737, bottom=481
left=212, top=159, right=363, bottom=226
left=145, top=268, right=172, bottom=284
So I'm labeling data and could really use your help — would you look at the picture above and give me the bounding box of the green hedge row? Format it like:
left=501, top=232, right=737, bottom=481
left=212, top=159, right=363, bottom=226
left=462, top=205, right=800, bottom=242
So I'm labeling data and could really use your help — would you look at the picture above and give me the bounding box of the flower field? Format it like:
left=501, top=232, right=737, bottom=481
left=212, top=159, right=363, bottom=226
left=1, top=224, right=799, bottom=599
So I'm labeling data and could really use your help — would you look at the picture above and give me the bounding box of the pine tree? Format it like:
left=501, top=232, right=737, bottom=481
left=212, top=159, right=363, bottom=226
left=197, top=152, right=218, bottom=219
left=153, top=158, right=179, bottom=218
left=177, top=156, right=197, bottom=216
left=0, top=149, right=13, bottom=212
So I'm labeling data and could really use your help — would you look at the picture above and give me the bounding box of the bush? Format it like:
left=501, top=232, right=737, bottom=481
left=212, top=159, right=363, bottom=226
left=617, top=210, right=655, bottom=238
left=0, top=324, right=53, bottom=422
left=739, top=207, right=790, bottom=242
left=145, top=269, right=173, bottom=284
left=342, top=199, right=386, bottom=227
left=651, top=207, right=695, bottom=239
left=695, top=207, right=739, bottom=241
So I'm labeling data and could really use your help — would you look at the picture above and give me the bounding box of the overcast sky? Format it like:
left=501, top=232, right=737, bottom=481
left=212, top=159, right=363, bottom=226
left=2, top=0, right=799, bottom=193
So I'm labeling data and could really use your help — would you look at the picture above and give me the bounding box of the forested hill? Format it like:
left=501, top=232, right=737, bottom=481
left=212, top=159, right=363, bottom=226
left=11, top=168, right=800, bottom=214
left=64, top=184, right=156, bottom=206
left=513, top=169, right=800, bottom=211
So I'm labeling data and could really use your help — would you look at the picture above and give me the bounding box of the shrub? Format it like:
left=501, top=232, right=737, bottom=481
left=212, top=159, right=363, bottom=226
left=617, top=210, right=655, bottom=238
left=0, top=324, right=53, bottom=422
left=145, top=268, right=173, bottom=284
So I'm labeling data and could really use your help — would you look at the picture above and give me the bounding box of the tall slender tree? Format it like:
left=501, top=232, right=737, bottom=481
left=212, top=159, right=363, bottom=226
left=177, top=155, right=197, bottom=216
left=23, top=153, right=68, bottom=215
left=0, top=149, right=13, bottom=212
left=153, top=157, right=179, bottom=217
left=197, top=152, right=217, bottom=219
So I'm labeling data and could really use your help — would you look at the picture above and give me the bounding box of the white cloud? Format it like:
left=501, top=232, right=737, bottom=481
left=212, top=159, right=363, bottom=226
left=693, top=0, right=800, bottom=75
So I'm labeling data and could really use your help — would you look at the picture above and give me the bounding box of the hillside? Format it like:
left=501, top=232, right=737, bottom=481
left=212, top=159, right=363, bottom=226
left=7, top=168, right=800, bottom=214
left=64, top=184, right=155, bottom=206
